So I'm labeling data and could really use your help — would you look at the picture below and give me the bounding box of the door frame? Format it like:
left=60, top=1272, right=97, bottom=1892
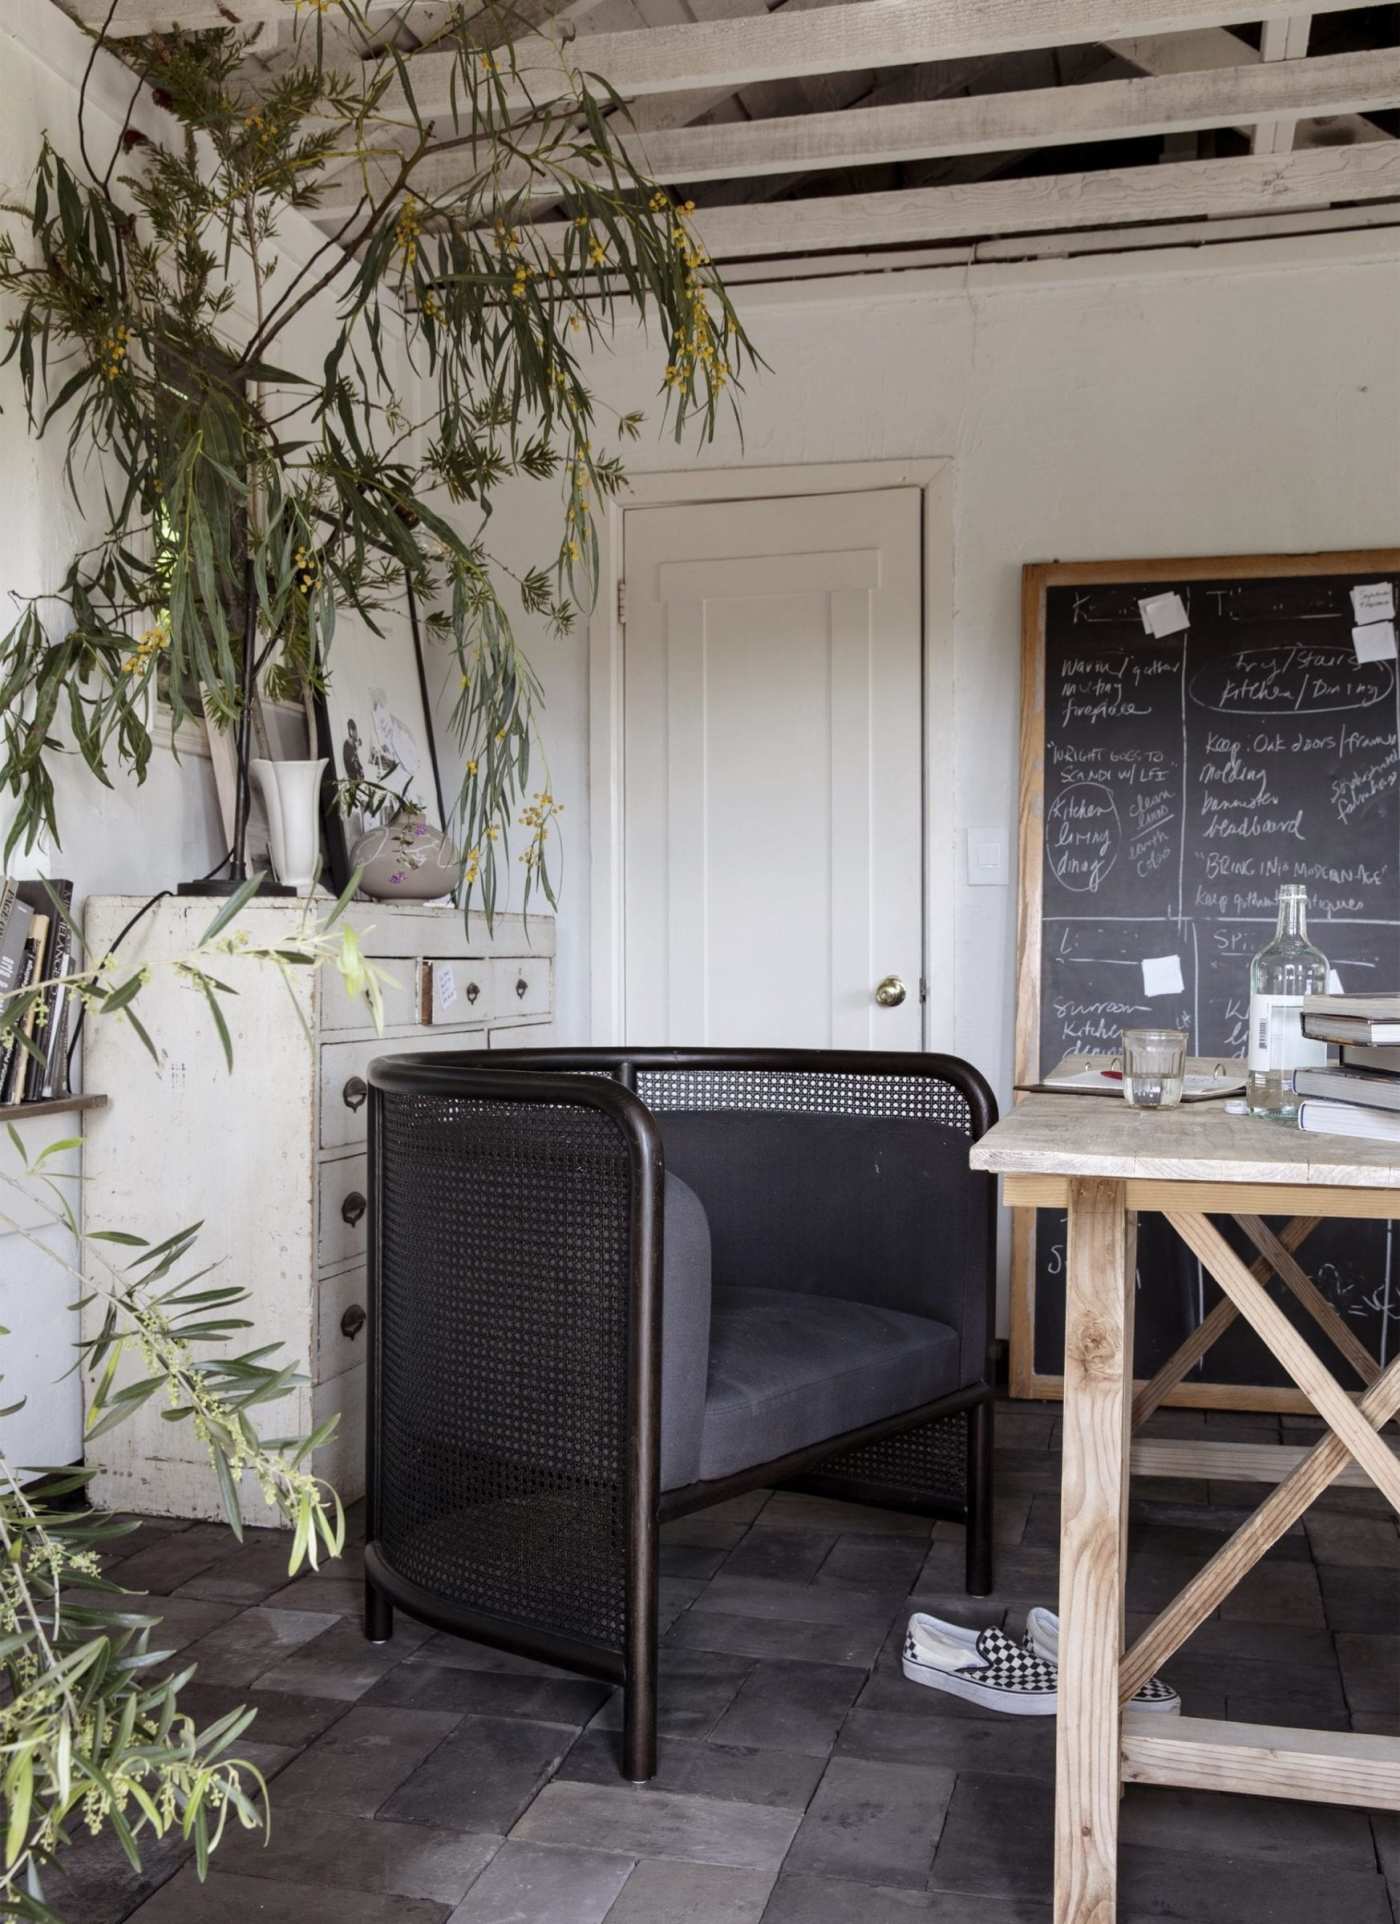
left=588, top=457, right=955, bottom=1049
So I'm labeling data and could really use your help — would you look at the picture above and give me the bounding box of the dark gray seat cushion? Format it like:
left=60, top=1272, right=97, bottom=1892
left=659, top=1172, right=712, bottom=1492
left=695, top=1284, right=960, bottom=1484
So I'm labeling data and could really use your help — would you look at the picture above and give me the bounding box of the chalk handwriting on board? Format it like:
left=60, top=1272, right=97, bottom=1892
left=1046, top=782, right=1119, bottom=892
left=1187, top=644, right=1394, bottom=718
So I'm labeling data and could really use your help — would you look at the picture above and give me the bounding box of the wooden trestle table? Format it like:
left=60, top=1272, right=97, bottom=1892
left=969, top=1089, right=1400, bottom=1924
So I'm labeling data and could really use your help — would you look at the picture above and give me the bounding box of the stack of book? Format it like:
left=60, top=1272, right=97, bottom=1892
left=0, top=879, right=76, bottom=1108
left=1295, top=993, right=1400, bottom=1142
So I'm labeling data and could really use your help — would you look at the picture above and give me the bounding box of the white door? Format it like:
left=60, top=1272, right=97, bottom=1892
left=621, top=486, right=924, bottom=1049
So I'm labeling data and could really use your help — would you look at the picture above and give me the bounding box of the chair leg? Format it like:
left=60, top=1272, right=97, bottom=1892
left=965, top=1397, right=995, bottom=1597
left=364, top=1576, right=394, bottom=1645
left=622, top=1670, right=657, bottom=1785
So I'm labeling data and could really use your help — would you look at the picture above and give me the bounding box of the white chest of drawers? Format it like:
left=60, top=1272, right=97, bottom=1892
left=81, top=897, right=555, bottom=1523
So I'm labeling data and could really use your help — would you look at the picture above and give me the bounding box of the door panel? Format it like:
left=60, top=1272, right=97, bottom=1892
left=622, top=487, right=923, bottom=1049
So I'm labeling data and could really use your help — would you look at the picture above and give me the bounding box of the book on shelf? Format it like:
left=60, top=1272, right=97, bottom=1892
left=0, top=921, right=44, bottom=1105
left=17, top=879, right=74, bottom=1103
left=1301, top=991, right=1400, bottom=1047
left=1297, top=1097, right=1400, bottom=1144
left=1292, top=1063, right=1400, bottom=1112
left=0, top=890, right=33, bottom=1001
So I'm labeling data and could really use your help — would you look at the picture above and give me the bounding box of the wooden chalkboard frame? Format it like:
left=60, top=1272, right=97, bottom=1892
left=1012, top=548, right=1400, bottom=1412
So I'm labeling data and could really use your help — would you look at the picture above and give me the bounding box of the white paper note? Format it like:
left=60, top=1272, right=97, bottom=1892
left=434, top=963, right=459, bottom=1014
left=1351, top=582, right=1395, bottom=624
left=1353, top=620, right=1398, bottom=664
left=1141, top=954, right=1185, bottom=998
left=1138, top=591, right=1189, bottom=639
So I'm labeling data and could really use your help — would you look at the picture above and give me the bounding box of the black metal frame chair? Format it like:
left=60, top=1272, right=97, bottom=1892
left=362, top=1047, right=998, bottom=1783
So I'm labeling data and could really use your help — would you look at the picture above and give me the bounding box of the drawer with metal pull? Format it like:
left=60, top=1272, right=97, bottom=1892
left=318, top=1153, right=368, bottom=1272
left=490, top=956, right=552, bottom=1021
left=319, top=1030, right=483, bottom=1150
left=425, top=958, right=493, bottom=1025
left=316, top=1263, right=370, bottom=1384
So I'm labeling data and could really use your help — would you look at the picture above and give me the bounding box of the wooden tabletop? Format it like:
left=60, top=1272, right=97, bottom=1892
left=970, top=1087, right=1400, bottom=1188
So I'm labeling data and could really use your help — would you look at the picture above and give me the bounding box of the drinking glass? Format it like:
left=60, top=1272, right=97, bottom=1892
left=1120, top=1028, right=1187, bottom=1109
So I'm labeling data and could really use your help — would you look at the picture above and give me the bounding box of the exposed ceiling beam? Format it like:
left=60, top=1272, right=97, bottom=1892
left=1109, top=24, right=1388, bottom=149
left=322, top=44, right=1400, bottom=207
left=1252, top=12, right=1311, bottom=156
left=526, top=140, right=1400, bottom=260
left=380, top=0, right=1383, bottom=120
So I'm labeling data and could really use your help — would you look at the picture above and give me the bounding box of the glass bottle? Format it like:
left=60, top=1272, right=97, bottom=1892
left=1246, top=885, right=1329, bottom=1121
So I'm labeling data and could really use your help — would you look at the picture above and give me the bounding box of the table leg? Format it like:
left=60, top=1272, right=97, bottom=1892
left=1056, top=1177, right=1135, bottom=1924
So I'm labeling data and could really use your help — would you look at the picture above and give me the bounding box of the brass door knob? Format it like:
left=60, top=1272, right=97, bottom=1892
left=874, top=975, right=907, bottom=1008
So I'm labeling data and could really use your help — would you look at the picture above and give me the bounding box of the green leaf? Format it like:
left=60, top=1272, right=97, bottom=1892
left=200, top=877, right=264, bottom=945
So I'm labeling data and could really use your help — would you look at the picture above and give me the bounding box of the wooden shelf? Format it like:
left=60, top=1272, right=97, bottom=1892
left=0, top=1094, right=108, bottom=1125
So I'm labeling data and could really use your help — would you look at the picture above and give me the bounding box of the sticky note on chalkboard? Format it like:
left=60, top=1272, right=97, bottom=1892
left=1351, top=582, right=1395, bottom=624
left=1141, top=954, right=1185, bottom=998
left=1138, top=592, right=1189, bottom=639
left=1352, top=620, right=1397, bottom=663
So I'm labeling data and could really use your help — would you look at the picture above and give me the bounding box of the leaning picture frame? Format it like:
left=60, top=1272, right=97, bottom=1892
left=315, top=590, right=446, bottom=895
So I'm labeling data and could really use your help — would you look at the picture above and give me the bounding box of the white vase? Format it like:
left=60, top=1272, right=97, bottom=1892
left=251, top=758, right=327, bottom=893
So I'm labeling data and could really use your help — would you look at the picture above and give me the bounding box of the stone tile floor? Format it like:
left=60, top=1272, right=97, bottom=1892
left=53, top=1398, right=1399, bottom=1924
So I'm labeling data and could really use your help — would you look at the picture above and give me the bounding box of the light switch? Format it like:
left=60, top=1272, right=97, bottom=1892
left=966, top=827, right=1009, bottom=887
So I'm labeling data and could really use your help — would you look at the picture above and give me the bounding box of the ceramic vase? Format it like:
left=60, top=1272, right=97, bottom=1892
left=251, top=758, right=327, bottom=893
left=350, top=805, right=461, bottom=901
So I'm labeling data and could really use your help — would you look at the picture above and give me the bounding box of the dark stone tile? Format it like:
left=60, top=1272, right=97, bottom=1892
left=293, top=1616, right=434, bottom=1665
left=364, top=1660, right=611, bottom=1725
left=273, top=1705, right=463, bottom=1816
left=755, top=1493, right=931, bottom=1538
left=929, top=1771, right=1052, bottom=1899
left=816, top=1533, right=929, bottom=1592
left=445, top=1841, right=630, bottom=1922
left=175, top=1536, right=302, bottom=1603
left=1124, top=1611, right=1335, bottom=1672
left=37, top=1812, right=194, bottom=1924
left=989, top=1407, right=1059, bottom=1451
left=763, top=1876, right=1052, bottom=1923
left=1373, top=1810, right=1399, bottom=1886
left=104, top=1523, right=242, bottom=1594
left=263, top=1575, right=367, bottom=1615
left=691, top=1574, right=906, bottom=1630
left=784, top=1755, right=955, bottom=1890
left=606, top=1857, right=775, bottom=1923
left=125, top=1867, right=450, bottom=1923
left=1214, top=1561, right=1325, bottom=1627
left=1118, top=1843, right=1393, bottom=1923
left=659, top=1577, right=705, bottom=1634
left=381, top=1714, right=575, bottom=1833
left=837, top=1705, right=1056, bottom=1781
left=915, top=1543, right=1059, bottom=1603
left=405, top=1632, right=577, bottom=1677
left=1319, top=1564, right=1400, bottom=1634
left=858, top=1660, right=1033, bottom=1726
left=661, top=1540, right=732, bottom=1579
left=1163, top=1654, right=1347, bottom=1726
left=511, top=1780, right=800, bottom=1869
left=213, top=1809, right=499, bottom=1903
left=72, top=1590, right=239, bottom=1657
left=706, top=1657, right=864, bottom=1759
left=255, top=1654, right=396, bottom=1702
left=1337, top=1633, right=1400, bottom=1715
left=590, top=1648, right=753, bottom=1740
left=175, top=1680, right=349, bottom=1750
left=721, top=1529, right=837, bottom=1584
left=1304, top=1513, right=1400, bottom=1569
left=660, top=1516, right=750, bottom=1552
left=666, top=1606, right=885, bottom=1669
left=180, top=1606, right=341, bottom=1685
left=1118, top=1784, right=1375, bottom=1869
left=931, top=1489, right=1034, bottom=1552
left=560, top=1730, right=823, bottom=1808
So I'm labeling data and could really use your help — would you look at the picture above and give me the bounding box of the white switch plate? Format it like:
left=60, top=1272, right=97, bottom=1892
left=966, top=827, right=1009, bottom=887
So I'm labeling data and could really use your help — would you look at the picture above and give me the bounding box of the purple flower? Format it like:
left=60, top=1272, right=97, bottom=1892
left=389, top=871, right=406, bottom=885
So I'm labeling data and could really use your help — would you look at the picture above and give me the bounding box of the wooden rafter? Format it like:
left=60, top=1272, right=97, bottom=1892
left=381, top=0, right=1385, bottom=119
left=524, top=142, right=1400, bottom=261
left=316, top=45, right=1400, bottom=208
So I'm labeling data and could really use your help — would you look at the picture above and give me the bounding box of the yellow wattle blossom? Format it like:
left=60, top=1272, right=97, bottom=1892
left=122, top=615, right=170, bottom=676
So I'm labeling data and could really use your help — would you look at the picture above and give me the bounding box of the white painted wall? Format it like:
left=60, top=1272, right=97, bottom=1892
left=0, top=2, right=410, bottom=1461
left=427, top=228, right=1400, bottom=1327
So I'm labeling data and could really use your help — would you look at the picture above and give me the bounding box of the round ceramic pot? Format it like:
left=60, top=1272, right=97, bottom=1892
left=350, top=806, right=461, bottom=900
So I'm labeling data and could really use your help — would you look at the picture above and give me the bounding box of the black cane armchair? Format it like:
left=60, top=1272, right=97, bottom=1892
left=361, top=1048, right=998, bottom=1783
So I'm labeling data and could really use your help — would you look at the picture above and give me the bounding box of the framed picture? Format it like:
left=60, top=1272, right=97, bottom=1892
left=316, top=598, right=444, bottom=893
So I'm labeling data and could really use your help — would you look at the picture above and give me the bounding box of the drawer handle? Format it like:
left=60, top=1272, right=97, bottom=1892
left=515, top=976, right=528, bottom=1000
left=343, top=1076, right=368, bottom=1112
left=340, top=1304, right=367, bottom=1341
left=466, top=980, right=480, bottom=1004
left=341, top=1191, right=367, bottom=1227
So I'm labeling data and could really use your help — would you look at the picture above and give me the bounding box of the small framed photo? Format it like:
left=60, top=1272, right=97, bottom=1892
left=316, top=602, right=444, bottom=893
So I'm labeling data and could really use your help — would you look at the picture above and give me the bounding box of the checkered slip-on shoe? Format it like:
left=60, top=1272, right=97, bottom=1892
left=902, top=1614, right=1059, bottom=1716
left=1024, top=1606, right=1181, bottom=1715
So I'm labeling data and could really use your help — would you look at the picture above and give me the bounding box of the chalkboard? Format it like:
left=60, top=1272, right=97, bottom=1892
left=1013, top=552, right=1400, bottom=1410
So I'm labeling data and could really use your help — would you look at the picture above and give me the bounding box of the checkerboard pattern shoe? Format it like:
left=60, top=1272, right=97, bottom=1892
left=903, top=1615, right=1059, bottom=1716
left=1024, top=1606, right=1181, bottom=1714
